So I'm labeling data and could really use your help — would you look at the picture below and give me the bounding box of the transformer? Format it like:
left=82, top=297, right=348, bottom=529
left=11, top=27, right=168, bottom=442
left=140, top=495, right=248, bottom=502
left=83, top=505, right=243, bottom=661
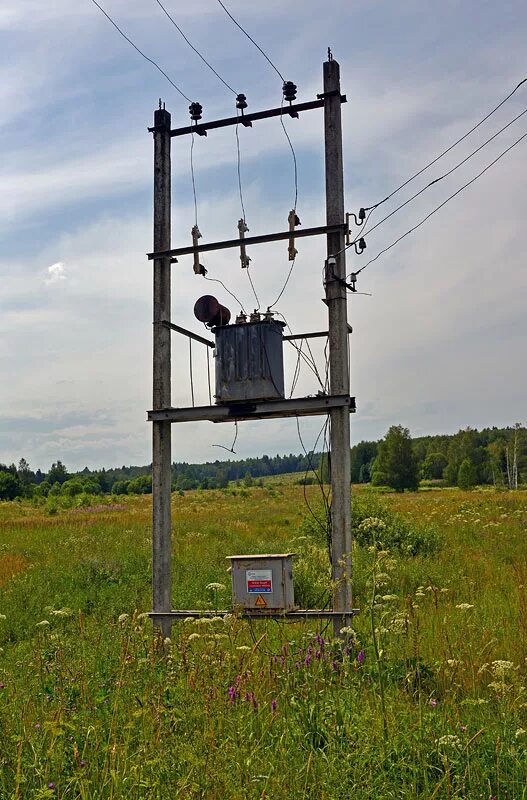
left=214, top=318, right=286, bottom=404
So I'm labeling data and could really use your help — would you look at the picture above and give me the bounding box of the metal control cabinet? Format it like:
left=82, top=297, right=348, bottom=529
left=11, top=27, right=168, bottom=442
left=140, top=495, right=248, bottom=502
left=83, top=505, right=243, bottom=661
left=227, top=554, right=295, bottom=612
left=214, top=320, right=285, bottom=403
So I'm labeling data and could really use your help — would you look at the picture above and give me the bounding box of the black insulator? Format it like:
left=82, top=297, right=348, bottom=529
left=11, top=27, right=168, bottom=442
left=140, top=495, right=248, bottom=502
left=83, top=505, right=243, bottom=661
left=236, top=93, right=248, bottom=111
left=189, top=101, right=203, bottom=121
left=358, top=238, right=366, bottom=251
left=282, top=80, right=297, bottom=103
left=359, top=207, right=366, bottom=222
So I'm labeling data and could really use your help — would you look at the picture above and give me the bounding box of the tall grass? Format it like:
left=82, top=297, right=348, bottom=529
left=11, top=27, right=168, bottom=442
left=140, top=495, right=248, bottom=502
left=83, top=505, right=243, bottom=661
left=0, top=486, right=526, bottom=797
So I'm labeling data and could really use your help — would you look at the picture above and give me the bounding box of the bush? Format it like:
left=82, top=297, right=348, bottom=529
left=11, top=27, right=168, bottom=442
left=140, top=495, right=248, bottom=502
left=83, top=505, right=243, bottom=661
left=299, top=493, right=441, bottom=557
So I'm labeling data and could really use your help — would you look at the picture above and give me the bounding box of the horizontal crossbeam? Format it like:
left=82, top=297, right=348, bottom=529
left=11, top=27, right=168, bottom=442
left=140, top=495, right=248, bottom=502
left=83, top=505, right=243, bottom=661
left=149, top=609, right=360, bottom=620
left=160, top=321, right=214, bottom=347
left=148, top=223, right=347, bottom=260
left=149, top=96, right=346, bottom=138
left=147, top=394, right=355, bottom=424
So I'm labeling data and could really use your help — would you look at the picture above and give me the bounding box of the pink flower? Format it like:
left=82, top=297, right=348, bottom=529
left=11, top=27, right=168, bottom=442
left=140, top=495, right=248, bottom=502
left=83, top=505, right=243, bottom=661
left=430, top=698, right=438, bottom=707
left=357, top=649, right=365, bottom=665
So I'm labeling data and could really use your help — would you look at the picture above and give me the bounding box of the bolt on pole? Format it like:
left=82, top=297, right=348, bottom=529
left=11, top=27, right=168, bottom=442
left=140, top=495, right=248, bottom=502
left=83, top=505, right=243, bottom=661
left=152, top=105, right=173, bottom=639
left=323, top=58, right=353, bottom=635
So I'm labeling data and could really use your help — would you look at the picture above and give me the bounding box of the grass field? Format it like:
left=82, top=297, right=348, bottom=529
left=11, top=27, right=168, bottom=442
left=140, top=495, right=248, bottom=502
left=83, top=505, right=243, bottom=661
left=0, top=484, right=526, bottom=799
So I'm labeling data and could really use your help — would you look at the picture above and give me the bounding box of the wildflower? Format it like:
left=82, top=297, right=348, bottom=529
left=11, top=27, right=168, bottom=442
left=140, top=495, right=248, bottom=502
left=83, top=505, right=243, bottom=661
left=271, top=699, right=277, bottom=713
left=491, top=660, right=515, bottom=676
left=340, top=626, right=355, bottom=636
left=236, top=645, right=251, bottom=652
left=0, top=614, right=6, bottom=620
left=437, top=734, right=461, bottom=748
left=430, top=698, right=438, bottom=707
left=460, top=725, right=467, bottom=733
left=188, top=633, right=201, bottom=641
left=34, top=723, right=41, bottom=729
left=48, top=783, right=56, bottom=790
left=51, top=607, right=73, bottom=618
left=228, top=686, right=237, bottom=704
left=0, top=683, right=5, bottom=689
left=206, top=582, right=226, bottom=591
left=118, top=613, right=129, bottom=624
left=515, top=728, right=526, bottom=738
left=455, top=603, right=474, bottom=610
left=357, top=649, right=365, bottom=665
left=79, top=760, right=86, bottom=768
left=36, top=620, right=50, bottom=627
left=331, top=660, right=339, bottom=672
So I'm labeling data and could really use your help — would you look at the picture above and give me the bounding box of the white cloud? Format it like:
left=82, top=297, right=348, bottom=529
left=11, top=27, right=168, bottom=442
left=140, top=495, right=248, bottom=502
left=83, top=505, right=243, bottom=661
left=45, top=262, right=67, bottom=284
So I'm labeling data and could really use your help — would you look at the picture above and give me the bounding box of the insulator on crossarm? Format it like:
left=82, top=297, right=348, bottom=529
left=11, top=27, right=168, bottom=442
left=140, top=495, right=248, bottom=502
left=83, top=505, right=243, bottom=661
left=189, top=101, right=203, bottom=122
left=282, top=81, right=297, bottom=104
left=236, top=93, right=248, bottom=112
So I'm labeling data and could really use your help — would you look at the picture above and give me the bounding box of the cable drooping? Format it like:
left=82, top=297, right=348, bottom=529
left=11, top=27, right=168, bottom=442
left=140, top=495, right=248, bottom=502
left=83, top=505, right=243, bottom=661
left=212, top=420, right=238, bottom=454
left=280, top=96, right=299, bottom=213
left=190, top=132, right=198, bottom=228
left=153, top=0, right=237, bottom=95
left=215, top=0, right=285, bottom=82
left=89, top=0, right=191, bottom=101
left=203, top=275, right=247, bottom=315
left=268, top=257, right=296, bottom=309
left=352, top=130, right=527, bottom=277
left=358, top=107, right=527, bottom=245
left=364, top=77, right=527, bottom=213
left=189, top=339, right=195, bottom=407
left=296, top=416, right=332, bottom=559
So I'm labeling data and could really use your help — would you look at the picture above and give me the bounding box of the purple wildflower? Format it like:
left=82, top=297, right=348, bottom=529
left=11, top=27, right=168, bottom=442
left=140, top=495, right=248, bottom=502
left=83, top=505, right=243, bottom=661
left=228, top=686, right=237, bottom=704
left=34, top=723, right=41, bottom=729
left=48, top=783, right=56, bottom=790
left=271, top=698, right=277, bottom=713
left=430, top=698, right=438, bottom=708
left=315, top=649, right=322, bottom=660
left=331, top=660, right=339, bottom=672
left=357, top=649, right=365, bottom=665
left=460, top=725, right=467, bottom=733
left=316, top=634, right=325, bottom=648
left=305, top=654, right=312, bottom=667
left=79, top=760, right=86, bottom=768
left=0, top=683, right=5, bottom=689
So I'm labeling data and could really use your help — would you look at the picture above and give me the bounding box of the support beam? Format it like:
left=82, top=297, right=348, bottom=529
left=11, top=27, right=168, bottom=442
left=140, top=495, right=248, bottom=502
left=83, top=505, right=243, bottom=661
left=152, top=106, right=173, bottom=639
left=147, top=394, right=355, bottom=424
left=147, top=223, right=347, bottom=261
left=324, top=58, right=353, bottom=636
left=149, top=609, right=360, bottom=620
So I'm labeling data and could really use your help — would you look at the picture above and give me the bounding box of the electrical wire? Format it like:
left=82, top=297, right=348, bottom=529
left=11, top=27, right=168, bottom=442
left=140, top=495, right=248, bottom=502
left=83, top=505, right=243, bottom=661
left=268, top=257, right=296, bottom=309
left=153, top=0, right=237, bottom=95
left=273, top=312, right=325, bottom=389
left=296, top=416, right=332, bottom=559
left=202, top=275, right=247, bottom=315
left=246, top=267, right=261, bottom=310
left=212, top=420, right=238, bottom=454
left=215, top=0, right=285, bottom=82
left=280, top=96, right=299, bottom=212
left=89, top=0, right=191, bottom=102
left=351, top=130, right=527, bottom=277
left=357, top=107, right=527, bottom=246
left=190, top=132, right=198, bottom=227
left=189, top=339, right=195, bottom=407
left=364, top=77, right=527, bottom=213
left=235, top=113, right=247, bottom=223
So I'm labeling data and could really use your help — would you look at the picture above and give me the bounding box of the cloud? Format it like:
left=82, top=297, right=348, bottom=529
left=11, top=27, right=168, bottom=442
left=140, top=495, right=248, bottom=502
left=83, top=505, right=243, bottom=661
left=45, top=262, right=67, bottom=285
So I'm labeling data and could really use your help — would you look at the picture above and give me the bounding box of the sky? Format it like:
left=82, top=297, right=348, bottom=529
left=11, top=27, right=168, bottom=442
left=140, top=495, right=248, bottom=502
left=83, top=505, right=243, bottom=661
left=1, top=0, right=526, bottom=472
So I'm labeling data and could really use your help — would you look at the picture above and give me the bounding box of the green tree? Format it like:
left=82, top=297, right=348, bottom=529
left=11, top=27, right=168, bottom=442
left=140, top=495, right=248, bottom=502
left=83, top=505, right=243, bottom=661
left=0, top=471, right=21, bottom=500
left=47, top=461, right=68, bottom=485
left=421, top=452, right=448, bottom=480
left=458, top=458, right=476, bottom=489
left=371, top=425, right=419, bottom=492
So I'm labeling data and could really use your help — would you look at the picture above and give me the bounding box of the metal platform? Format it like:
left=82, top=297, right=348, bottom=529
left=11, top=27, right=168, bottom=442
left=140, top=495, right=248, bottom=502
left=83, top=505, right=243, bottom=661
left=149, top=609, right=360, bottom=620
left=147, top=394, right=355, bottom=424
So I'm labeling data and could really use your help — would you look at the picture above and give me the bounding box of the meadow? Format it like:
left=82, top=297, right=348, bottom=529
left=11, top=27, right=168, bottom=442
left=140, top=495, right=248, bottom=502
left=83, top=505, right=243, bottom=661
left=0, top=483, right=526, bottom=799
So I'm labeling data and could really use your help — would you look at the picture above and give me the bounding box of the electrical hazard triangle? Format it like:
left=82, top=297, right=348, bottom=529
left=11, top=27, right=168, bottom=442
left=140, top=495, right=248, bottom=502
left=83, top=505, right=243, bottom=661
left=255, top=594, right=267, bottom=608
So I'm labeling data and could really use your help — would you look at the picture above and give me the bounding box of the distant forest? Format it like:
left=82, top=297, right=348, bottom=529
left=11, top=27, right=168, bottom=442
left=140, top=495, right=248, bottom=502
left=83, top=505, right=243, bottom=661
left=0, top=424, right=525, bottom=501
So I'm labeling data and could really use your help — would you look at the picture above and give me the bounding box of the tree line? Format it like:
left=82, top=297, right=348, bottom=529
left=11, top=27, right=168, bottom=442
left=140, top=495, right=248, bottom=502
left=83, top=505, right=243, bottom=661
left=0, top=423, right=524, bottom=501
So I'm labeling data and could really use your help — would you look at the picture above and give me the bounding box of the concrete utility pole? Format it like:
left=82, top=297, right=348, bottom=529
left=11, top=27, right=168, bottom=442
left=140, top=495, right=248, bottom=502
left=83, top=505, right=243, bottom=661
left=152, top=105, right=173, bottom=638
left=323, top=57, right=353, bottom=633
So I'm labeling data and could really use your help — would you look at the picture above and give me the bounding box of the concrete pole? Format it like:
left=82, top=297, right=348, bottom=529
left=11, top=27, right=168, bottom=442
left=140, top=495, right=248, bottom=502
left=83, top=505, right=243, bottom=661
left=323, top=58, right=353, bottom=635
left=152, top=105, right=173, bottom=638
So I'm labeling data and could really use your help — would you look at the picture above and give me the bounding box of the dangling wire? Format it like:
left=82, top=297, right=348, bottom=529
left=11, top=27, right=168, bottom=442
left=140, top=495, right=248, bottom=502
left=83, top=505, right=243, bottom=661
left=189, top=339, right=195, bottom=407
left=190, top=131, right=198, bottom=228
left=203, top=275, right=247, bottom=315
left=212, top=420, right=238, bottom=454
left=235, top=113, right=247, bottom=222
left=206, top=346, right=212, bottom=405
left=280, top=96, right=299, bottom=213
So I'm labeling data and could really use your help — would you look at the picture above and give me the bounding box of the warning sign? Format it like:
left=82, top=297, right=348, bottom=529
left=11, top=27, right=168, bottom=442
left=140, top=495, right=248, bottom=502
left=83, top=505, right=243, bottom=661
left=246, top=569, right=273, bottom=593
left=255, top=594, right=267, bottom=608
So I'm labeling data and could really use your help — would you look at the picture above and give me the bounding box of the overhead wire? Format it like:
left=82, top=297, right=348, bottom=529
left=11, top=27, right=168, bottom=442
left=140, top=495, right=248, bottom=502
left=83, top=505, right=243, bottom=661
left=89, top=0, right=191, bottom=101
left=350, top=130, right=527, bottom=278
left=153, top=0, right=237, bottom=95
left=363, top=77, right=527, bottom=213
left=215, top=0, right=285, bottom=82
left=212, top=420, right=238, bottom=454
left=354, top=106, right=527, bottom=248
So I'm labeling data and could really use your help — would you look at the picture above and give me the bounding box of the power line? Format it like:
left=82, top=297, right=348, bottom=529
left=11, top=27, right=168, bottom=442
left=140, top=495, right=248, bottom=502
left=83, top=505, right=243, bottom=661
left=352, top=130, right=527, bottom=277
left=89, top=0, right=191, bottom=102
left=215, top=0, right=285, bottom=82
left=190, top=132, right=198, bottom=227
left=153, top=0, right=237, bottom=95
left=357, top=106, right=527, bottom=246
left=364, top=77, right=526, bottom=213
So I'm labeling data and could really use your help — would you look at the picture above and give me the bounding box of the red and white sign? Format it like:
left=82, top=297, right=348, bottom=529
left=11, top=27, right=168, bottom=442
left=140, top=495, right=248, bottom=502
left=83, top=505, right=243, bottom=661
left=246, top=569, right=273, bottom=593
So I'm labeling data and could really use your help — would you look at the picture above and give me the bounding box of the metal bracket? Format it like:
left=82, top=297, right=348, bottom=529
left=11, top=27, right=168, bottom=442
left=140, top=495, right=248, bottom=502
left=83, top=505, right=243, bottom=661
left=238, top=219, right=250, bottom=268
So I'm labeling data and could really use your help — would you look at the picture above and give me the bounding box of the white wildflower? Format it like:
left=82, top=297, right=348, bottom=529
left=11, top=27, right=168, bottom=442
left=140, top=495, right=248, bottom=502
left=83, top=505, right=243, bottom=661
left=515, top=728, right=526, bottom=738
left=118, top=613, right=129, bottom=624
left=236, top=645, right=251, bottom=652
left=206, top=582, right=226, bottom=591
left=36, top=620, right=50, bottom=627
left=437, top=734, right=461, bottom=748
left=455, top=603, right=474, bottom=610
left=188, top=632, right=201, bottom=641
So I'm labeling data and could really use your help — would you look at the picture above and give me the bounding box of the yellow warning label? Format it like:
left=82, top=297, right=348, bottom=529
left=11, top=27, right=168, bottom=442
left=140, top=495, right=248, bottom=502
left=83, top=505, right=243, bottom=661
left=255, top=594, right=267, bottom=608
